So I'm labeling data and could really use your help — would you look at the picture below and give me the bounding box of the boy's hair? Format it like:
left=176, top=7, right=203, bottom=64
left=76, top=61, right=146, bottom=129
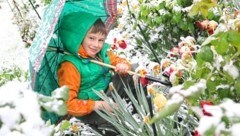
left=90, top=19, right=107, bottom=36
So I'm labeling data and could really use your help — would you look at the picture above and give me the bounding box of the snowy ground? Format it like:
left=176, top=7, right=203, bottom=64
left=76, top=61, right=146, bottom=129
left=0, top=2, right=28, bottom=72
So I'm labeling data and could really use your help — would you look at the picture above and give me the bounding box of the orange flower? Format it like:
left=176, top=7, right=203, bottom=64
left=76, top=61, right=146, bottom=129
left=138, top=69, right=147, bottom=77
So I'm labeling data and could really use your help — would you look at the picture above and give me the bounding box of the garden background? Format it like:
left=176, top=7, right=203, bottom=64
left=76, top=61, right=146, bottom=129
left=0, top=0, right=240, bottom=135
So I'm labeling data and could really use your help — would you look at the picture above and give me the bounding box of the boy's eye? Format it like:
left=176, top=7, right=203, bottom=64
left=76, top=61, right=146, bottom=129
left=89, top=37, right=94, bottom=40
left=99, top=39, right=104, bottom=42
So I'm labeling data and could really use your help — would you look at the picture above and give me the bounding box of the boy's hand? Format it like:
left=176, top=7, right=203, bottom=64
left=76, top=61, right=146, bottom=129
left=94, top=101, right=118, bottom=112
left=115, top=62, right=130, bottom=74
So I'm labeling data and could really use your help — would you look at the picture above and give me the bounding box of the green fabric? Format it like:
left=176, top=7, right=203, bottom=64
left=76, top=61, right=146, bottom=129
left=59, top=12, right=99, bottom=56
left=61, top=44, right=112, bottom=100
left=60, top=0, right=107, bottom=22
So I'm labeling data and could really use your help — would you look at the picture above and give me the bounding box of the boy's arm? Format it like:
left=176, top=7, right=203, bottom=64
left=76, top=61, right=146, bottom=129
left=58, top=62, right=95, bottom=116
left=108, top=51, right=131, bottom=68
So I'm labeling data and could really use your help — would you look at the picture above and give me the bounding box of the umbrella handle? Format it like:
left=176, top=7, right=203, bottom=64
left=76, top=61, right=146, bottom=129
left=90, top=60, right=171, bottom=86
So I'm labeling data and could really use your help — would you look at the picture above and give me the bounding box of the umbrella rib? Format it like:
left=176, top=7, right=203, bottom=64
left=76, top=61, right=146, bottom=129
left=38, top=51, right=58, bottom=73
left=38, top=52, right=59, bottom=91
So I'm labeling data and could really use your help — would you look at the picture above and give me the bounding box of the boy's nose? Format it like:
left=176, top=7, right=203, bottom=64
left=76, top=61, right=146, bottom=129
left=93, top=41, right=100, bottom=47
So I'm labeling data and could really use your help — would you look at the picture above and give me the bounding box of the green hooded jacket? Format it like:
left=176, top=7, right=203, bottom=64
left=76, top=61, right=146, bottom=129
left=58, top=11, right=112, bottom=100
left=41, top=12, right=112, bottom=124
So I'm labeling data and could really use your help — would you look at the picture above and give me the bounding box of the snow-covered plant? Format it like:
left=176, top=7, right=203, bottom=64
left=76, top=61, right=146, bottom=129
left=150, top=1, right=240, bottom=135
left=54, top=118, right=100, bottom=136
left=7, top=0, right=44, bottom=46
left=185, top=5, right=240, bottom=104
left=115, top=0, right=219, bottom=61
left=0, top=81, right=69, bottom=135
left=194, top=99, right=240, bottom=136
left=38, top=85, right=69, bottom=116
left=0, top=81, right=54, bottom=135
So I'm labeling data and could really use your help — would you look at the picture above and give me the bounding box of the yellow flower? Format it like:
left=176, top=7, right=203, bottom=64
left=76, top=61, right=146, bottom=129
left=153, top=65, right=160, bottom=75
left=122, top=0, right=127, bottom=6
left=135, top=66, right=147, bottom=78
left=71, top=124, right=79, bottom=133
left=144, top=116, right=150, bottom=124
left=147, top=84, right=155, bottom=95
left=133, top=4, right=139, bottom=10
left=117, top=7, right=123, bottom=14
left=153, top=93, right=167, bottom=111
left=108, top=82, right=115, bottom=91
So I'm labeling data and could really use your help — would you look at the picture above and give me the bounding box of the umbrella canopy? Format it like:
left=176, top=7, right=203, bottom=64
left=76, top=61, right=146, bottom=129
left=29, top=0, right=117, bottom=94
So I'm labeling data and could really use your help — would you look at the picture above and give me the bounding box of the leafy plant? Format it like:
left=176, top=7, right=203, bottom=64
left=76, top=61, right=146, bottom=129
left=149, top=1, right=240, bottom=135
left=0, top=66, right=28, bottom=86
left=94, top=82, right=198, bottom=136
left=125, top=0, right=208, bottom=60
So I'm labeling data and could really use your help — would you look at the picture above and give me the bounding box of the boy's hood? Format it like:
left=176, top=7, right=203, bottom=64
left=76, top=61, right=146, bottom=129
left=59, top=12, right=99, bottom=55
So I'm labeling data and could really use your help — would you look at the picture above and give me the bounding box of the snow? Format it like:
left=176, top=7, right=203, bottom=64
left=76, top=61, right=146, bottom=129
left=0, top=82, right=54, bottom=136
left=0, top=2, right=54, bottom=135
left=0, top=2, right=28, bottom=72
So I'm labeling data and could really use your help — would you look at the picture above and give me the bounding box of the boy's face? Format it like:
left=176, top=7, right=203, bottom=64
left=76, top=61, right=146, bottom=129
left=82, top=28, right=106, bottom=58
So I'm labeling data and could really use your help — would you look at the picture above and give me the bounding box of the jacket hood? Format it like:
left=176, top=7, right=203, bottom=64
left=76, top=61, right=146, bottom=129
left=59, top=12, right=99, bottom=55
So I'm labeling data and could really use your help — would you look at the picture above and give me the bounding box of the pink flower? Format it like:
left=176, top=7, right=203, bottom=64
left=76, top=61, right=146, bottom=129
left=114, top=38, right=117, bottom=43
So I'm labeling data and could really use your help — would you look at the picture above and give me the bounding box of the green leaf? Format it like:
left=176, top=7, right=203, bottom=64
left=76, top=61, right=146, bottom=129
left=157, top=2, right=165, bottom=10
left=155, top=16, right=163, bottom=24
left=172, top=13, right=182, bottom=23
left=234, top=79, right=240, bottom=95
left=200, top=5, right=210, bottom=18
left=188, top=0, right=217, bottom=17
left=227, top=30, right=240, bottom=51
left=211, top=33, right=229, bottom=55
left=195, top=66, right=212, bottom=79
left=198, top=46, right=214, bottom=62
left=183, top=80, right=195, bottom=89
left=188, top=4, right=199, bottom=17
left=206, top=78, right=218, bottom=95
left=196, top=52, right=205, bottom=67
left=59, top=120, right=71, bottom=131
left=207, top=10, right=215, bottom=19
left=218, top=88, right=230, bottom=99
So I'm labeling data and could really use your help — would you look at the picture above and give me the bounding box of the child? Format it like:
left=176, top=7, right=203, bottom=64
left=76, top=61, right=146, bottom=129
left=57, top=11, right=135, bottom=134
